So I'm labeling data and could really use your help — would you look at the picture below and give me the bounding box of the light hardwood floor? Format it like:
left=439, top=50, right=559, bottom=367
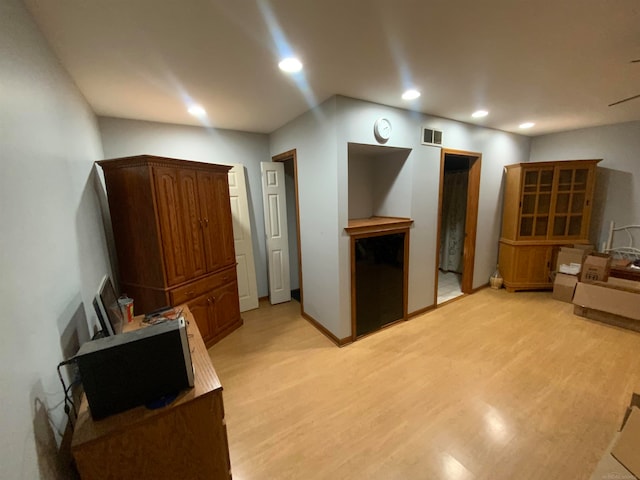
left=208, top=288, right=640, bottom=480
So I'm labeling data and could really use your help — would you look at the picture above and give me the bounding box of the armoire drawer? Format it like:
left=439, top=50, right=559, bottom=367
left=170, top=268, right=236, bottom=305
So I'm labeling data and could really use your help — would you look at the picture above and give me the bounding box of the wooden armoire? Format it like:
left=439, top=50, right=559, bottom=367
left=98, top=155, right=242, bottom=347
left=498, top=159, right=600, bottom=292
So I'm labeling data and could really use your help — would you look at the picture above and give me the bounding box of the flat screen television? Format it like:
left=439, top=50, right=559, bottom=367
left=93, top=276, right=123, bottom=336
left=92, top=297, right=114, bottom=337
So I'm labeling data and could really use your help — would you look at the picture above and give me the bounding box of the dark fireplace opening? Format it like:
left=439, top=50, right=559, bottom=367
left=355, top=232, right=405, bottom=337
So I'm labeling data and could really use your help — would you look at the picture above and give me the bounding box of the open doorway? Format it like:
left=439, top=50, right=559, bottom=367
left=435, top=149, right=481, bottom=305
left=272, top=149, right=303, bottom=310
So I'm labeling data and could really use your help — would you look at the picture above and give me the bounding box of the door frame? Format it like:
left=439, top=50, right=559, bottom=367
left=434, top=148, right=482, bottom=302
left=272, top=149, right=304, bottom=312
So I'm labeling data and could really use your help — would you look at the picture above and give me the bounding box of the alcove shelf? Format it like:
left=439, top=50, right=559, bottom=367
left=344, top=216, right=414, bottom=235
left=345, top=216, right=413, bottom=340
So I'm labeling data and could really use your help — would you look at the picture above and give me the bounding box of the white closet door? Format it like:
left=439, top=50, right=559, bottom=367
left=228, top=164, right=259, bottom=312
left=260, top=162, right=291, bottom=304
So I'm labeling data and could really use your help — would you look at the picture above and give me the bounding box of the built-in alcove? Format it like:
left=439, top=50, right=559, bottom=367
left=348, top=143, right=412, bottom=219
left=346, top=143, right=413, bottom=340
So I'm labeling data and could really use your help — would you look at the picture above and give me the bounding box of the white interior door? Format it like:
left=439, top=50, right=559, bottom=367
left=228, top=164, right=259, bottom=312
left=261, top=161, right=291, bottom=304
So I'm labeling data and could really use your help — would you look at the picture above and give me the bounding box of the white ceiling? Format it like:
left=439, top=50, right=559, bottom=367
left=24, top=0, right=640, bottom=136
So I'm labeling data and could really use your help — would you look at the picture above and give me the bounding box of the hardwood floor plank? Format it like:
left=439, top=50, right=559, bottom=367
left=209, top=289, right=640, bottom=479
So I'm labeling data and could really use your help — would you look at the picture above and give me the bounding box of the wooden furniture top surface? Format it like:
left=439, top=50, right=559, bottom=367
left=504, top=159, right=602, bottom=171
left=344, top=216, right=414, bottom=236
left=71, top=306, right=221, bottom=448
left=97, top=155, right=232, bottom=173
left=610, top=264, right=640, bottom=282
left=499, top=238, right=593, bottom=246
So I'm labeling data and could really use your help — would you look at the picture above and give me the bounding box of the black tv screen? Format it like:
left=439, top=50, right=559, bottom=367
left=93, top=297, right=113, bottom=336
left=96, top=276, right=123, bottom=335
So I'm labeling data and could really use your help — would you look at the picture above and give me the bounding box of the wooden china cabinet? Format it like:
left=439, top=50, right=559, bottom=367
left=98, top=155, right=242, bottom=346
left=498, top=159, right=600, bottom=292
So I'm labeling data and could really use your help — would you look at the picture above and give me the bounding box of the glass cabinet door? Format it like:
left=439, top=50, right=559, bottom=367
left=550, top=167, right=590, bottom=238
left=518, top=167, right=554, bottom=239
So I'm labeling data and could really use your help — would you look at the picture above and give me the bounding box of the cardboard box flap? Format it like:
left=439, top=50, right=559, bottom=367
left=589, top=434, right=635, bottom=480
left=607, top=277, right=640, bottom=293
left=612, top=406, right=640, bottom=478
left=622, top=393, right=640, bottom=430
left=573, top=282, right=640, bottom=321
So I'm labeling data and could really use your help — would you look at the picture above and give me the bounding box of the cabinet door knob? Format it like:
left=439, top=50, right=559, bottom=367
left=207, top=297, right=212, bottom=304
left=203, top=217, right=209, bottom=227
left=187, top=290, right=195, bottom=297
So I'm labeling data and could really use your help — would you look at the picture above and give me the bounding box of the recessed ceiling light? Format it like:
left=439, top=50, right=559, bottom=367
left=188, top=104, right=206, bottom=117
left=278, top=57, right=303, bottom=73
left=472, top=110, right=489, bottom=118
left=519, top=122, right=535, bottom=129
left=402, top=89, right=421, bottom=100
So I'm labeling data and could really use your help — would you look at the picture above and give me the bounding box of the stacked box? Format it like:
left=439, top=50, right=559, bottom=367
left=581, top=253, right=612, bottom=283
left=552, top=244, right=593, bottom=303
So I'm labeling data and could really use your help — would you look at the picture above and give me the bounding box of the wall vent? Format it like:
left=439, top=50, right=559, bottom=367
left=421, top=127, right=443, bottom=146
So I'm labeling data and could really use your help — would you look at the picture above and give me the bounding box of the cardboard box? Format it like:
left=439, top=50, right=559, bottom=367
left=556, top=245, right=593, bottom=274
left=612, top=406, right=640, bottom=477
left=590, top=393, right=640, bottom=480
left=556, top=246, right=591, bottom=273
left=590, top=433, right=635, bottom=479
left=574, top=305, right=640, bottom=334
left=552, top=273, right=578, bottom=303
left=581, top=253, right=612, bottom=283
left=573, top=279, right=640, bottom=321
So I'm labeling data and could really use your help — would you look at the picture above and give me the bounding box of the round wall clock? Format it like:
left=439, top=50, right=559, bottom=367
left=373, top=117, right=392, bottom=143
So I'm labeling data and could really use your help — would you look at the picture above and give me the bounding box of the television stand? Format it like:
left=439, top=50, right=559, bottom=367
left=71, top=306, right=232, bottom=479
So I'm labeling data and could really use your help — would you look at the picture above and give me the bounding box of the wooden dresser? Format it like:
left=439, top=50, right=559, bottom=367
left=71, top=307, right=232, bottom=479
left=498, top=159, right=600, bottom=291
left=98, top=155, right=242, bottom=347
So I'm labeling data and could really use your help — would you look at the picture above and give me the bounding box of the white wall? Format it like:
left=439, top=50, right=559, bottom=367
left=97, top=117, right=271, bottom=298
left=372, top=150, right=412, bottom=217
left=348, top=152, right=375, bottom=219
left=0, top=1, right=110, bottom=477
left=336, top=97, right=531, bottom=332
left=269, top=98, right=341, bottom=335
left=530, top=121, right=640, bottom=250
left=270, top=95, right=530, bottom=339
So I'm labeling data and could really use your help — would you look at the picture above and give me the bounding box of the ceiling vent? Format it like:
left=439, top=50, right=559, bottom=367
left=421, top=127, right=443, bottom=146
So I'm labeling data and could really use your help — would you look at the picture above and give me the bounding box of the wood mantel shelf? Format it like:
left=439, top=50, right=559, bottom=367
left=344, top=216, right=414, bottom=236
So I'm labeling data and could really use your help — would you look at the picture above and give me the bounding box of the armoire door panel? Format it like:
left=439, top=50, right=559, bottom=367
left=197, top=171, right=235, bottom=272
left=178, top=170, right=207, bottom=279
left=211, top=281, right=241, bottom=333
left=187, top=293, right=212, bottom=344
left=213, top=174, right=236, bottom=266
left=153, top=167, right=189, bottom=286
left=197, top=171, right=223, bottom=272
